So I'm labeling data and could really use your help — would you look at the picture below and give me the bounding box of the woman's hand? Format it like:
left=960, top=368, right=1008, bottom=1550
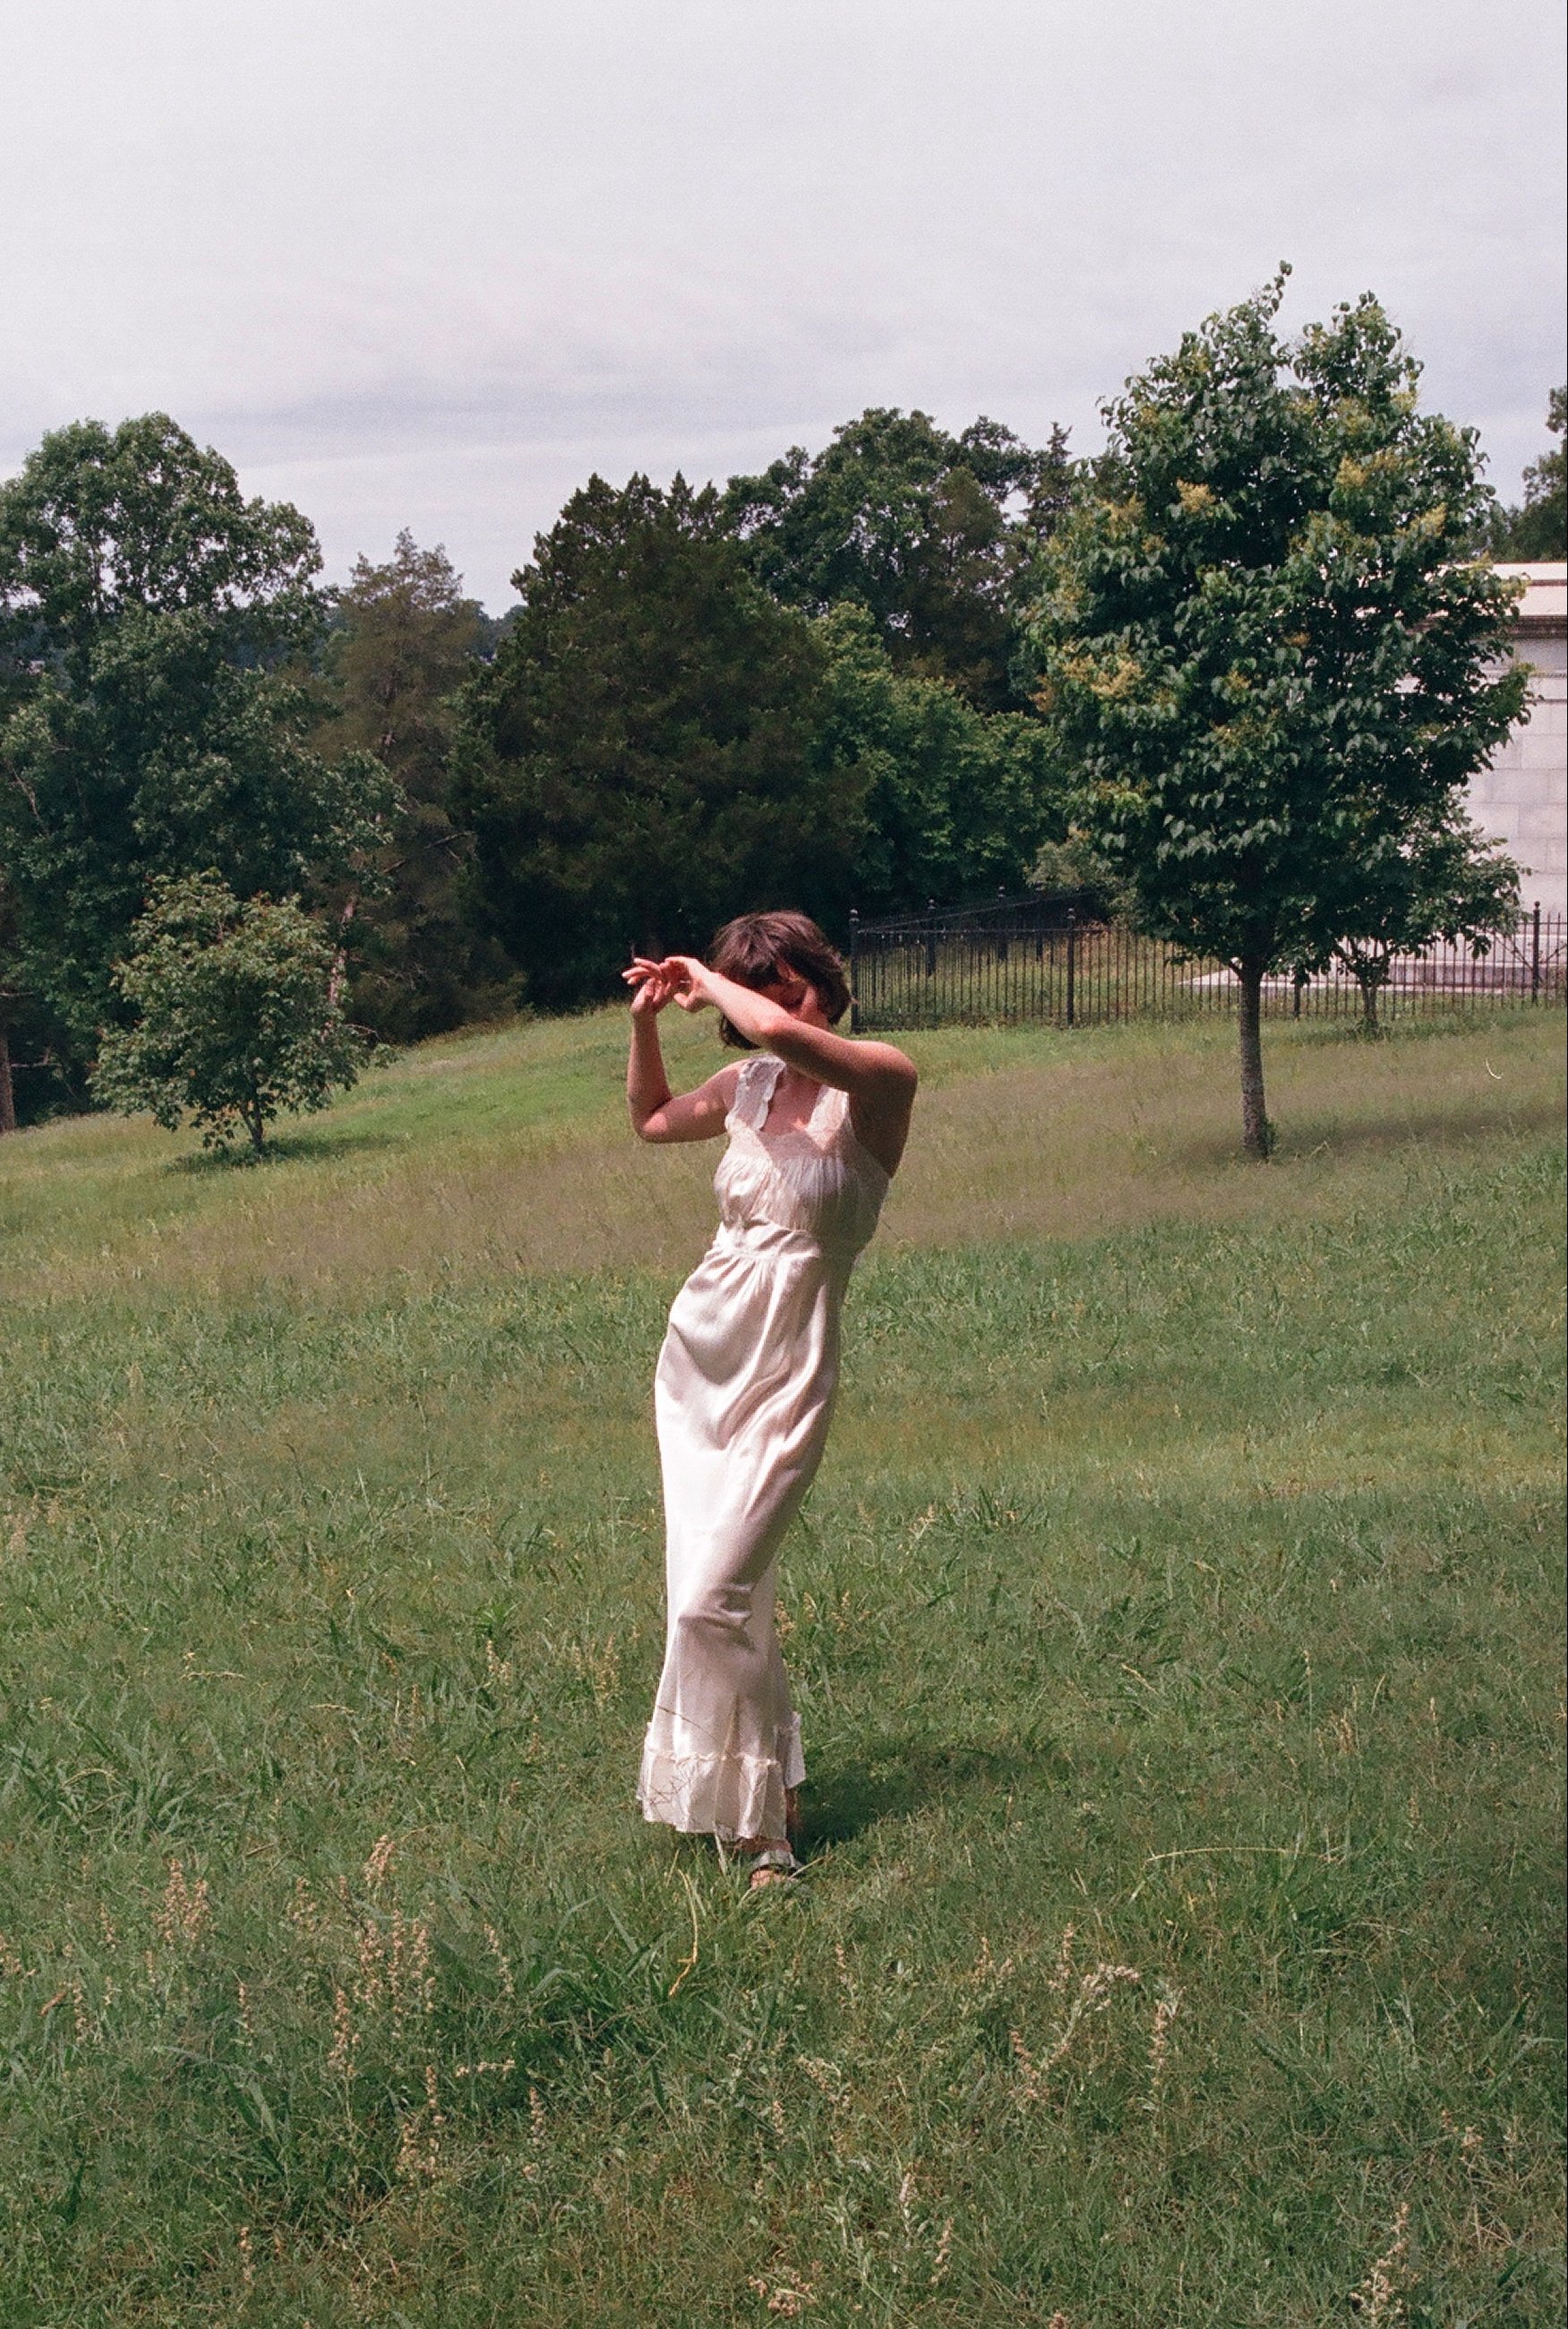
left=624, top=957, right=686, bottom=1017
left=625, top=955, right=724, bottom=1015
left=665, top=956, right=725, bottom=1014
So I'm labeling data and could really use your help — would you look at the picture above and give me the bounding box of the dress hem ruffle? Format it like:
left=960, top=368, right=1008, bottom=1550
left=637, top=1725, right=805, bottom=1843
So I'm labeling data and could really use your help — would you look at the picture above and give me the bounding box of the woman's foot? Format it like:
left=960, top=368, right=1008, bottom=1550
left=736, top=1837, right=801, bottom=1888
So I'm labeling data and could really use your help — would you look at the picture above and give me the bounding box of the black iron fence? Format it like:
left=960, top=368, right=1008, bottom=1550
left=847, top=895, right=1567, bottom=1032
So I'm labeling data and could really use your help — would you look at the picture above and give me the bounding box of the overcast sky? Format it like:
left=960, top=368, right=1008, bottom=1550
left=4, top=0, right=1564, bottom=609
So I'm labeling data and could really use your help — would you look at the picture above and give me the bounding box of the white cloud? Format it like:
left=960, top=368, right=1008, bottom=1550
left=3, top=0, right=1562, bottom=604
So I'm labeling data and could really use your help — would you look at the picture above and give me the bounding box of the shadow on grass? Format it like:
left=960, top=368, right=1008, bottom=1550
left=800, top=1734, right=1036, bottom=1850
left=1162, top=1088, right=1565, bottom=1177
left=1271, top=1092, right=1566, bottom=1163
left=168, top=1127, right=401, bottom=1174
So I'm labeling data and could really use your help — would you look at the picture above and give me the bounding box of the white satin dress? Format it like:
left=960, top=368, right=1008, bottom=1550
left=637, top=1053, right=890, bottom=1843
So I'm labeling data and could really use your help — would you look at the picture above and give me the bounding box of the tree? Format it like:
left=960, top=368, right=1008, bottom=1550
left=453, top=474, right=866, bottom=1008
left=1330, top=820, right=1520, bottom=1030
left=92, top=874, right=364, bottom=1154
left=725, top=407, right=1071, bottom=709
left=1026, top=833, right=1137, bottom=925
left=1030, top=274, right=1529, bottom=1156
left=0, top=876, right=18, bottom=1133
left=1478, top=388, right=1566, bottom=561
left=316, top=531, right=517, bottom=1040
left=0, top=415, right=394, bottom=1094
left=816, top=603, right=1067, bottom=912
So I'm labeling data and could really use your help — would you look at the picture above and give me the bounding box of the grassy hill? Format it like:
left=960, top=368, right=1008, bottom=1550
left=1, top=1007, right=1563, bottom=2325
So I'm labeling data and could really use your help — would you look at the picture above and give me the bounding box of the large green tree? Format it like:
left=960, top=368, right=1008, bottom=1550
left=1031, top=275, right=1528, bottom=1157
left=725, top=407, right=1070, bottom=710
left=454, top=475, right=865, bottom=1007
left=0, top=415, right=392, bottom=1115
left=316, top=531, right=516, bottom=1040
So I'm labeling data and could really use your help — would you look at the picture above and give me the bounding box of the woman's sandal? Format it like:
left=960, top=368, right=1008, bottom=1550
left=744, top=1845, right=802, bottom=1889
left=720, top=1794, right=806, bottom=1887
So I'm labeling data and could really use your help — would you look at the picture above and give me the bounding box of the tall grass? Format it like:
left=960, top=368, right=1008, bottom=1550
left=0, top=1009, right=1562, bottom=2325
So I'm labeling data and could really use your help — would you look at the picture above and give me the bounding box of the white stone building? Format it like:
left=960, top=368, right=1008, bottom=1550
left=1465, top=563, right=1567, bottom=919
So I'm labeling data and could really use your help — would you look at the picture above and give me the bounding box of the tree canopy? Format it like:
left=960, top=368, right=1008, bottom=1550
left=725, top=407, right=1070, bottom=710
left=0, top=415, right=393, bottom=1088
left=1031, top=273, right=1528, bottom=1155
left=93, top=872, right=364, bottom=1153
left=816, top=604, right=1066, bottom=913
left=454, top=475, right=865, bottom=1007
left=1329, top=818, right=1520, bottom=1028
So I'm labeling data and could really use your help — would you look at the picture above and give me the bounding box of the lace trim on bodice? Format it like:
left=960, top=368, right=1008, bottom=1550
left=715, top=1055, right=887, bottom=1257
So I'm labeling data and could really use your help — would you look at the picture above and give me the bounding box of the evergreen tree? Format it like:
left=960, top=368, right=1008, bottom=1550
left=1032, top=276, right=1527, bottom=1157
left=454, top=475, right=865, bottom=1007
left=317, top=532, right=517, bottom=1040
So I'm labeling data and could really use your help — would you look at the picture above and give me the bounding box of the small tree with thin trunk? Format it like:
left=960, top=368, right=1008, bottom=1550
left=1332, top=819, right=1520, bottom=1031
left=92, top=874, right=364, bottom=1154
left=1029, top=272, right=1528, bottom=1157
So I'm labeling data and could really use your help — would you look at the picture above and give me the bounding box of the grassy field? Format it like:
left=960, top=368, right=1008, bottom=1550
left=1, top=1006, right=1563, bottom=2327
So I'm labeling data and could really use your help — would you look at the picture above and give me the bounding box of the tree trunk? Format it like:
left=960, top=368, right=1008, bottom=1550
left=1359, top=972, right=1380, bottom=1032
left=245, top=1098, right=266, bottom=1155
left=1237, top=959, right=1272, bottom=1160
left=327, top=892, right=359, bottom=1014
left=0, top=1017, right=14, bottom=1136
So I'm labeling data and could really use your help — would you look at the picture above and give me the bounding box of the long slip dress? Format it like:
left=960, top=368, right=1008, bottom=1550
left=637, top=1053, right=890, bottom=1843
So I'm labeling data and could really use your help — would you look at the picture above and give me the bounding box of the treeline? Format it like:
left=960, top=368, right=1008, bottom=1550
left=0, top=364, right=1562, bottom=1132
left=1476, top=386, right=1567, bottom=561
left=0, top=407, right=1080, bottom=1123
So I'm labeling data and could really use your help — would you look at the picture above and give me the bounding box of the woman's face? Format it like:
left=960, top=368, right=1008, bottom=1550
left=759, top=963, right=830, bottom=1027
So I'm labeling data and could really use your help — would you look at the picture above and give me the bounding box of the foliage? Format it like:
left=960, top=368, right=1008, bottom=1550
left=0, top=415, right=395, bottom=1074
left=1031, top=272, right=1529, bottom=1155
left=454, top=474, right=865, bottom=1008
left=316, top=531, right=518, bottom=1041
left=1478, top=387, right=1566, bottom=561
left=1332, top=819, right=1521, bottom=1028
left=816, top=603, right=1067, bottom=912
left=726, top=407, right=1071, bottom=709
left=0, top=872, right=20, bottom=1132
left=92, top=872, right=364, bottom=1152
left=0, top=1006, right=1561, bottom=2323
left=1027, top=831, right=1138, bottom=923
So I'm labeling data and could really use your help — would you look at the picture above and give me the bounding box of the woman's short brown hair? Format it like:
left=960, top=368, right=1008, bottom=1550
left=708, top=911, right=852, bottom=1049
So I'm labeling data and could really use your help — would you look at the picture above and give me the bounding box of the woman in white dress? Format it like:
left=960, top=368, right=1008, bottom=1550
left=624, top=912, right=917, bottom=1887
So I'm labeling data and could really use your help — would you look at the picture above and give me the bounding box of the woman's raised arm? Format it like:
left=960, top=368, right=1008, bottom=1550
left=625, top=958, right=740, bottom=1143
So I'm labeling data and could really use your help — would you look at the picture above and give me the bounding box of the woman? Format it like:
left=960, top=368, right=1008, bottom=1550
left=624, top=912, right=917, bottom=1886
